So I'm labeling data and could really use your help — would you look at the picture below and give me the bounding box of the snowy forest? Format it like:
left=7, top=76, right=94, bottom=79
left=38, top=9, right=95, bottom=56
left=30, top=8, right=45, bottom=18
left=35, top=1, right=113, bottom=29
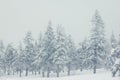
left=0, top=10, right=120, bottom=78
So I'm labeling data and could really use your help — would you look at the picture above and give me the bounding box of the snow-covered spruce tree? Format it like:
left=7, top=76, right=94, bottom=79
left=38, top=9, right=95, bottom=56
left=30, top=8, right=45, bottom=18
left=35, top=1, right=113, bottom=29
left=0, top=40, right=5, bottom=75
left=105, top=31, right=117, bottom=69
left=14, top=42, right=24, bottom=77
left=38, top=32, right=43, bottom=50
left=33, top=32, right=43, bottom=75
left=77, top=42, right=83, bottom=71
left=89, top=10, right=108, bottom=74
left=110, top=34, right=120, bottom=76
left=0, top=40, right=4, bottom=53
left=31, top=40, right=42, bottom=75
left=118, top=34, right=120, bottom=45
left=23, top=31, right=35, bottom=76
left=110, top=31, right=117, bottom=48
left=111, top=33, right=120, bottom=70
left=52, top=25, right=69, bottom=77
left=31, top=41, right=38, bottom=75
left=66, top=35, right=77, bottom=76
left=41, top=21, right=56, bottom=77
left=4, top=44, right=17, bottom=75
left=77, top=38, right=91, bottom=71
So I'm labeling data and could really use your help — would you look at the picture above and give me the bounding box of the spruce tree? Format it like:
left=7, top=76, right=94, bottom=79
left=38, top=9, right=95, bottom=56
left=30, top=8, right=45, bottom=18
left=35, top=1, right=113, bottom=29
left=110, top=31, right=117, bottom=48
left=0, top=40, right=5, bottom=74
left=78, top=38, right=91, bottom=70
left=52, top=25, right=69, bottom=77
left=41, top=21, right=56, bottom=77
left=89, top=10, right=108, bottom=74
left=23, top=31, right=35, bottom=76
left=66, top=35, right=76, bottom=76
left=4, top=44, right=17, bottom=75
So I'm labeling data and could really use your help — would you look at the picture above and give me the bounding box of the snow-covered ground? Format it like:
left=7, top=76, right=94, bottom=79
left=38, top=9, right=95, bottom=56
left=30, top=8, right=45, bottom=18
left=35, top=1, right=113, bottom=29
left=0, top=69, right=119, bottom=80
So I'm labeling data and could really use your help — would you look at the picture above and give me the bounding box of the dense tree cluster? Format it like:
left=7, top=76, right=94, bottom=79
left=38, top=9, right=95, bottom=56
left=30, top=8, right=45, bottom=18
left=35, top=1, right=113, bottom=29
left=0, top=10, right=119, bottom=77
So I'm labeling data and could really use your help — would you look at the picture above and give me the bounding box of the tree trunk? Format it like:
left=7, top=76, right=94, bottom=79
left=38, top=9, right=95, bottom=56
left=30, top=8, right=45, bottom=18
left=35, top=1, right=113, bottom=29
left=68, top=62, right=71, bottom=76
left=7, top=70, right=10, bottom=75
left=17, top=70, right=18, bottom=75
left=35, top=70, right=37, bottom=75
left=32, top=71, right=34, bottom=74
left=47, top=67, right=50, bottom=77
left=25, top=68, right=28, bottom=76
left=38, top=67, right=41, bottom=74
left=13, top=70, right=14, bottom=75
left=93, top=47, right=97, bottom=74
left=57, top=64, right=60, bottom=77
left=42, top=71, right=45, bottom=77
left=7, top=67, right=10, bottom=75
left=4, top=67, right=6, bottom=74
left=19, top=69, right=22, bottom=77
left=119, top=70, right=120, bottom=76
left=39, top=71, right=41, bottom=74
left=80, top=67, right=83, bottom=72
left=93, top=65, right=96, bottom=74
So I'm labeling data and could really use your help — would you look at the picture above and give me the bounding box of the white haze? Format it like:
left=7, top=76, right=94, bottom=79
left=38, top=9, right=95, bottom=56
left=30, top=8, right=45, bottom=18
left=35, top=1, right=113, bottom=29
left=0, top=0, right=120, bottom=46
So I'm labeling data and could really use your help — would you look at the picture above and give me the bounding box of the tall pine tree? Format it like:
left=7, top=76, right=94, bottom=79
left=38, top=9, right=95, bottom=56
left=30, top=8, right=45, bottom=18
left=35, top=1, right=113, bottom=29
left=41, top=21, right=56, bottom=77
left=4, top=44, right=17, bottom=75
left=110, top=31, right=117, bottom=48
left=52, top=25, right=69, bottom=77
left=66, top=35, right=77, bottom=76
left=0, top=40, right=5, bottom=74
left=23, top=31, right=35, bottom=76
left=89, top=10, right=108, bottom=74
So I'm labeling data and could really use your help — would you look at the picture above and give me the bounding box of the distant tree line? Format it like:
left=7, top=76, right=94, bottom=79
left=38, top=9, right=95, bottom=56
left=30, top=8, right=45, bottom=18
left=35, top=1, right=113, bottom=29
left=0, top=10, right=119, bottom=77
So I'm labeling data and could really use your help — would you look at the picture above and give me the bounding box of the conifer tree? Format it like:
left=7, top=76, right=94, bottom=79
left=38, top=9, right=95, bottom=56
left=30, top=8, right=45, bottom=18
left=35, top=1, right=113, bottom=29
left=89, top=10, right=108, bottom=73
left=41, top=21, right=56, bottom=77
left=52, top=25, right=69, bottom=77
left=23, top=31, right=35, bottom=76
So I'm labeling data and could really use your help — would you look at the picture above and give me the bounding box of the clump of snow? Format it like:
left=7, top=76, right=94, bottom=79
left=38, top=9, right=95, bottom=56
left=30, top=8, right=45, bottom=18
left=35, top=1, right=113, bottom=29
left=111, top=48, right=115, bottom=55
left=115, top=59, right=120, bottom=64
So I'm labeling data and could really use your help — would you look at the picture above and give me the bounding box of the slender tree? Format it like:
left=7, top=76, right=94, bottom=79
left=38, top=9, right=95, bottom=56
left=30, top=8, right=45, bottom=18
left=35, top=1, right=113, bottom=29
left=23, top=31, right=35, bottom=76
left=66, top=35, right=77, bottom=76
left=77, top=38, right=90, bottom=71
left=33, top=32, right=43, bottom=75
left=0, top=40, right=5, bottom=74
left=110, top=31, right=117, bottom=48
left=52, top=25, right=69, bottom=77
left=14, top=42, right=24, bottom=77
left=4, top=44, right=17, bottom=75
left=41, top=21, right=56, bottom=77
left=89, top=10, right=108, bottom=74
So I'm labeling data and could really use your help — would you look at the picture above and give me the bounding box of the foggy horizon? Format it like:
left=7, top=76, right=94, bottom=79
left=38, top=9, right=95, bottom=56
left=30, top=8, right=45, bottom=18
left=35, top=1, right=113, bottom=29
left=0, top=0, right=120, bottom=46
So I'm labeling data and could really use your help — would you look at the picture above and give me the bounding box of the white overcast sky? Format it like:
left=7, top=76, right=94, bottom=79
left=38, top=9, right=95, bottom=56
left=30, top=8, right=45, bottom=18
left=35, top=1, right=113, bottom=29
left=0, top=0, right=120, bottom=46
